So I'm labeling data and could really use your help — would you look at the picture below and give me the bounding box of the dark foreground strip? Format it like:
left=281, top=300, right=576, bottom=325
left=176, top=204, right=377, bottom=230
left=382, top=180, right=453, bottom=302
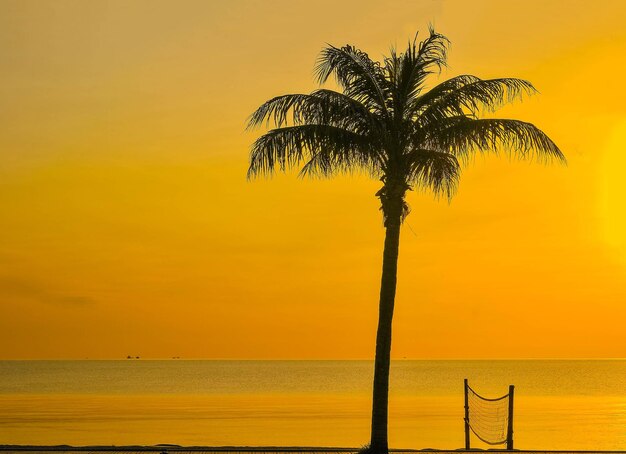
left=1, top=448, right=626, bottom=454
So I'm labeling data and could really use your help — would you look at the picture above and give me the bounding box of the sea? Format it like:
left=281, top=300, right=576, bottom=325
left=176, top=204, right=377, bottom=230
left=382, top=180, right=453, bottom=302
left=0, top=360, right=625, bottom=450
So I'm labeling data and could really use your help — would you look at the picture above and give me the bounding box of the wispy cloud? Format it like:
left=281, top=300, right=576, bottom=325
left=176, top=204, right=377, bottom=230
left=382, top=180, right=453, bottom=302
left=0, top=276, right=96, bottom=306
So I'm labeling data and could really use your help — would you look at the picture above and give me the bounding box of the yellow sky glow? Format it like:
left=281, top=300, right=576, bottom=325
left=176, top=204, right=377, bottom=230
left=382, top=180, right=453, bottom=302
left=1, top=0, right=625, bottom=359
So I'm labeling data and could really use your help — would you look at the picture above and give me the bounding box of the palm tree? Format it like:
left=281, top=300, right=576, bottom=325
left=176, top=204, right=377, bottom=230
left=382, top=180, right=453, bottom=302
left=247, top=29, right=564, bottom=454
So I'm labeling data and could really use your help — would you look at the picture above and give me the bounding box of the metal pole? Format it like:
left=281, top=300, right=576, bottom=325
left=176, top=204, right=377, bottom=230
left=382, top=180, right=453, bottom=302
left=507, top=385, right=515, bottom=450
left=464, top=378, right=470, bottom=449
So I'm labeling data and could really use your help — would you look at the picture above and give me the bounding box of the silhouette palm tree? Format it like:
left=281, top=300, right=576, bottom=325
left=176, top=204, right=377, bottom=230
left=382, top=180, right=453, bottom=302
left=247, top=29, right=564, bottom=454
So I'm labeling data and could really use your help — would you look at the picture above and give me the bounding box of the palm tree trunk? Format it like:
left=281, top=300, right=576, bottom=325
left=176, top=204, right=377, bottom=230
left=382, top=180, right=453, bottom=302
left=369, top=201, right=403, bottom=454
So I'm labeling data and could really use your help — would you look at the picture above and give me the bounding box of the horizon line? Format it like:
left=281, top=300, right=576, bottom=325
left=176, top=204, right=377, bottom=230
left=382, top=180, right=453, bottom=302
left=1, top=357, right=625, bottom=361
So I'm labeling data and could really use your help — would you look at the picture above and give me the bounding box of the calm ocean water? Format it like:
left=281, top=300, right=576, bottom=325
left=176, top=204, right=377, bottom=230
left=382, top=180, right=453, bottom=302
left=0, top=360, right=625, bottom=449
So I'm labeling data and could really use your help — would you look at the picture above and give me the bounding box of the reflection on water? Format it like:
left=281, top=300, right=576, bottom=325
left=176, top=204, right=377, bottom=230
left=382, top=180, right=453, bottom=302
left=0, top=360, right=624, bottom=449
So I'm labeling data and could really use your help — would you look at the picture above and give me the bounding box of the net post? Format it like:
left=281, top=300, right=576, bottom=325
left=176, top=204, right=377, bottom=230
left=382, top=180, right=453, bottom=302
left=507, top=384, right=515, bottom=450
left=464, top=378, right=470, bottom=449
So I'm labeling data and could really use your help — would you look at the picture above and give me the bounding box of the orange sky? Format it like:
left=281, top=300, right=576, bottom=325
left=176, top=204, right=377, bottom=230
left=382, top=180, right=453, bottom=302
left=1, top=0, right=625, bottom=359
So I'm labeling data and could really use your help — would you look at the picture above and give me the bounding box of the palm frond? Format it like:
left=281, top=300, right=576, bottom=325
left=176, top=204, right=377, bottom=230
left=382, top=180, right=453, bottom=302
left=417, top=78, right=537, bottom=126
left=314, top=45, right=390, bottom=115
left=409, top=74, right=481, bottom=117
left=247, top=89, right=383, bottom=137
left=415, top=26, right=450, bottom=73
left=388, top=27, right=450, bottom=116
left=247, top=125, right=381, bottom=179
left=309, top=89, right=382, bottom=134
left=405, top=149, right=460, bottom=199
left=434, top=118, right=565, bottom=164
left=247, top=93, right=319, bottom=130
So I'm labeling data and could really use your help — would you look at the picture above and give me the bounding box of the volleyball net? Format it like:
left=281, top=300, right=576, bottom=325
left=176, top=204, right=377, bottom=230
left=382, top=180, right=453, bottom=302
left=464, top=379, right=515, bottom=450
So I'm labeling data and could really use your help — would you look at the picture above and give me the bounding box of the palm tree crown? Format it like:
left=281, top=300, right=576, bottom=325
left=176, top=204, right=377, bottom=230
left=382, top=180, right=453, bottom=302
left=247, top=29, right=563, bottom=454
left=248, top=28, right=564, bottom=222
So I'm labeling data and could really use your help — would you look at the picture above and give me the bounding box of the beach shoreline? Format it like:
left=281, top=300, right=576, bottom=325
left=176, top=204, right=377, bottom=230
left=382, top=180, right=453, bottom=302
left=2, top=447, right=626, bottom=454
